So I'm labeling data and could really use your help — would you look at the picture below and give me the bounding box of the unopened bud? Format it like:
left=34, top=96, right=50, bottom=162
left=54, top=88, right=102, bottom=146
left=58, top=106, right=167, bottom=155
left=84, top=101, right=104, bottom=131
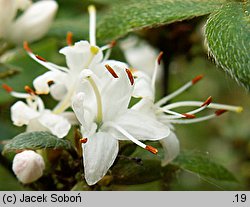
left=12, top=150, right=45, bottom=184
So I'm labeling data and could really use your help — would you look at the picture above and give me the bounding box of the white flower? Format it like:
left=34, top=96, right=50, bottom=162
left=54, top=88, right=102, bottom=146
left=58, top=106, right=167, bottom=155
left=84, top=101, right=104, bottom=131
left=0, top=0, right=58, bottom=45
left=3, top=84, right=72, bottom=138
left=120, top=35, right=163, bottom=80
left=12, top=150, right=45, bottom=184
left=132, top=52, right=243, bottom=166
left=23, top=5, right=115, bottom=114
left=72, top=63, right=170, bottom=185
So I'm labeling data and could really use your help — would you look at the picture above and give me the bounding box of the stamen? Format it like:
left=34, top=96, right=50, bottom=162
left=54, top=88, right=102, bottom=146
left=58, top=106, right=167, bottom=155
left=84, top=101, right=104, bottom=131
left=35, top=55, right=47, bottom=62
left=109, top=40, right=116, bottom=48
left=80, top=138, right=88, bottom=144
left=182, top=113, right=196, bottom=119
left=88, top=5, right=96, bottom=46
left=105, top=64, right=119, bottom=78
left=66, top=32, right=73, bottom=46
left=90, top=46, right=99, bottom=55
left=125, top=69, right=134, bottom=85
left=2, top=83, right=13, bottom=93
left=24, top=85, right=36, bottom=95
left=201, top=96, right=212, bottom=107
left=157, top=51, right=164, bottom=65
left=192, top=75, right=204, bottom=84
left=156, top=75, right=204, bottom=107
left=105, top=122, right=158, bottom=155
left=23, top=41, right=32, bottom=53
left=145, top=145, right=158, bottom=154
left=47, top=80, right=55, bottom=86
left=164, top=101, right=242, bottom=113
left=215, top=109, right=227, bottom=116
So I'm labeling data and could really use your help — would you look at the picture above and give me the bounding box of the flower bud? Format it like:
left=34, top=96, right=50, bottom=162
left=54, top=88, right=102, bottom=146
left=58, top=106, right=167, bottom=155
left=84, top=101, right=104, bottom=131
left=12, top=150, right=45, bottom=184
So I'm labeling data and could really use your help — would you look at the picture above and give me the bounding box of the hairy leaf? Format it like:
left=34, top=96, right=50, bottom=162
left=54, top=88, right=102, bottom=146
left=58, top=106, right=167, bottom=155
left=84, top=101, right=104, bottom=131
left=2, top=131, right=76, bottom=155
left=96, top=0, right=226, bottom=42
left=205, top=2, right=250, bottom=90
left=173, top=151, right=237, bottom=182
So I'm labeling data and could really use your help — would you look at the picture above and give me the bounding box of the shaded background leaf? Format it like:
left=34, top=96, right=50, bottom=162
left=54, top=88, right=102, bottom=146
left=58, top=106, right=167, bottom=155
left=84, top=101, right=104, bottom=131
left=205, top=2, right=250, bottom=90
left=173, top=151, right=237, bottom=182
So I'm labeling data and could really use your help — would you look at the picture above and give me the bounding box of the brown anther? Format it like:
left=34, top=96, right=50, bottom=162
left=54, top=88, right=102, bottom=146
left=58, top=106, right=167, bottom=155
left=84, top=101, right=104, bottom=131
left=2, top=83, right=13, bottom=93
left=35, top=55, right=47, bottom=62
left=145, top=145, right=158, bottom=155
left=47, top=80, right=55, bottom=86
left=125, top=69, right=134, bottom=85
left=215, top=109, right=227, bottom=116
left=109, top=40, right=116, bottom=48
left=66, top=31, right=73, bottom=46
left=157, top=51, right=164, bottom=65
left=80, top=138, right=88, bottom=144
left=23, top=41, right=32, bottom=52
left=182, top=113, right=196, bottom=119
left=105, top=64, right=119, bottom=78
left=192, top=74, right=204, bottom=84
left=201, top=96, right=212, bottom=107
left=24, top=85, right=36, bottom=95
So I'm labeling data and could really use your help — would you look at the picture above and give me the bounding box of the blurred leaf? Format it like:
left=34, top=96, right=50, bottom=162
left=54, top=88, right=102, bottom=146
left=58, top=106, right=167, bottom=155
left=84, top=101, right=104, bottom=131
left=2, top=131, right=76, bottom=156
left=111, top=158, right=162, bottom=185
left=0, top=63, right=20, bottom=79
left=48, top=16, right=89, bottom=41
left=205, top=2, right=250, bottom=90
left=173, top=151, right=237, bottom=182
left=96, top=0, right=226, bottom=42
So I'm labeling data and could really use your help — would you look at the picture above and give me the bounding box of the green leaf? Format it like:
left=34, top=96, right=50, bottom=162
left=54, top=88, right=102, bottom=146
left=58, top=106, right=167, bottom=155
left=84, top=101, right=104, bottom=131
left=2, top=131, right=76, bottom=156
left=205, top=2, right=250, bottom=90
left=96, top=0, right=226, bottom=42
left=0, top=63, right=20, bottom=79
left=173, top=151, right=237, bottom=182
left=111, top=158, right=162, bottom=185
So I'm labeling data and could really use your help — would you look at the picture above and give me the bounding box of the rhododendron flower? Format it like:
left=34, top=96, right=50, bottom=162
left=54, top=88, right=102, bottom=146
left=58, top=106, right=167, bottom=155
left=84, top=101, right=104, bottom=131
left=3, top=84, right=72, bottom=138
left=0, top=0, right=58, bottom=45
left=23, top=5, right=116, bottom=114
left=72, top=64, right=170, bottom=185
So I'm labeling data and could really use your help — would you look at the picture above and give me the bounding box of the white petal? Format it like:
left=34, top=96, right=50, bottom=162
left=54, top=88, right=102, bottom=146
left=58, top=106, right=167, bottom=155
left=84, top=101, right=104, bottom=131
left=101, top=65, right=133, bottom=122
left=33, top=71, right=67, bottom=95
left=7, top=0, right=58, bottom=44
left=160, top=131, right=180, bottom=166
left=82, top=132, right=118, bottom=185
left=133, top=70, right=154, bottom=99
left=11, top=101, right=40, bottom=126
left=120, top=36, right=163, bottom=79
left=111, top=110, right=170, bottom=141
left=59, top=40, right=103, bottom=72
left=0, top=0, right=16, bottom=38
left=38, top=110, right=71, bottom=138
left=50, top=83, right=67, bottom=101
left=15, top=0, right=32, bottom=11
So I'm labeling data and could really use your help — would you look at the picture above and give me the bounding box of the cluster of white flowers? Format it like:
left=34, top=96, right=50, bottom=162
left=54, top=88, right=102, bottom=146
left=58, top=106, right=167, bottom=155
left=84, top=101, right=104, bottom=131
left=0, top=0, right=58, bottom=45
left=4, top=5, right=243, bottom=185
